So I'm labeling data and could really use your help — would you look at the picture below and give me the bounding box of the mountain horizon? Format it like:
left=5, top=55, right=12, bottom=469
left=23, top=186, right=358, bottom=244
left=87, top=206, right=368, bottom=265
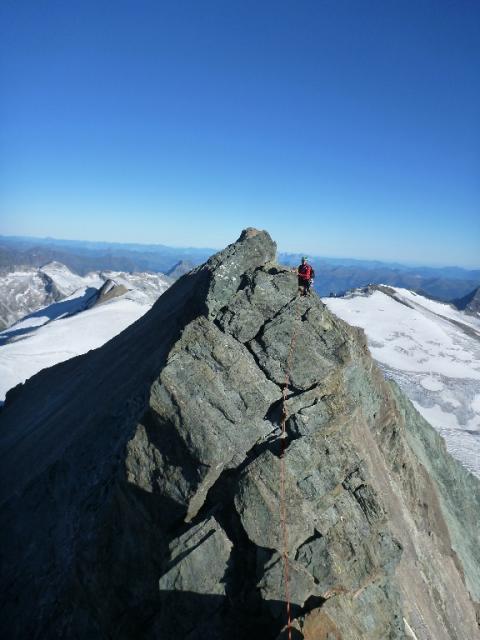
left=2, top=232, right=480, bottom=271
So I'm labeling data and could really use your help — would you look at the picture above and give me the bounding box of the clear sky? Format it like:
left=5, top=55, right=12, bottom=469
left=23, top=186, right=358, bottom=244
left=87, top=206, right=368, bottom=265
left=1, top=1, right=479, bottom=266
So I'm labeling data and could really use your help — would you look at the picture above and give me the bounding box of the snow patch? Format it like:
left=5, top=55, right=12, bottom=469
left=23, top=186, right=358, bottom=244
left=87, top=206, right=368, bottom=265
left=420, top=376, right=444, bottom=392
left=0, top=270, right=170, bottom=401
left=325, top=287, right=480, bottom=478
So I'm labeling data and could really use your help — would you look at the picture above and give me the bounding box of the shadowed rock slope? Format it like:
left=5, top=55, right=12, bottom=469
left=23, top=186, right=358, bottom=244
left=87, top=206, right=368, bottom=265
left=453, top=285, right=480, bottom=316
left=1, top=229, right=479, bottom=640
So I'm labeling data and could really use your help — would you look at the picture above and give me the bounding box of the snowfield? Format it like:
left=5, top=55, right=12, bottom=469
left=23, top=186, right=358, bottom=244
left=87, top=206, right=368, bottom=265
left=0, top=267, right=170, bottom=402
left=40, top=261, right=105, bottom=295
left=0, top=262, right=104, bottom=330
left=325, top=286, right=480, bottom=478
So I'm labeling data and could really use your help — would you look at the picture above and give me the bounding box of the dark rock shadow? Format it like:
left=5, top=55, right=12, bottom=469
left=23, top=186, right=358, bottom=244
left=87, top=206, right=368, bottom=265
left=152, top=589, right=304, bottom=640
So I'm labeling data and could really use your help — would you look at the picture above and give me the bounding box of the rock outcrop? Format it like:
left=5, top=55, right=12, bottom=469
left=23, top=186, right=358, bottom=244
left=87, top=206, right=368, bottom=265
left=166, top=260, right=195, bottom=280
left=453, top=285, right=480, bottom=316
left=86, top=278, right=129, bottom=308
left=1, top=229, right=479, bottom=639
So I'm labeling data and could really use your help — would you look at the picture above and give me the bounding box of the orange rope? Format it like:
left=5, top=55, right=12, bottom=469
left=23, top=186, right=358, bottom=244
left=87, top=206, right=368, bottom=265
left=279, top=300, right=299, bottom=640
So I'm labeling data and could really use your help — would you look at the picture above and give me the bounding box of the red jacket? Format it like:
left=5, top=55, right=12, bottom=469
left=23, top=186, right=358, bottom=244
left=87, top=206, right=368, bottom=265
left=298, top=263, right=312, bottom=281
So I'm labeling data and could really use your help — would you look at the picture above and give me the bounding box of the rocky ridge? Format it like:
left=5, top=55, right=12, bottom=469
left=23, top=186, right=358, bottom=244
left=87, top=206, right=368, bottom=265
left=454, top=285, right=480, bottom=316
left=166, top=259, right=195, bottom=280
left=0, top=229, right=479, bottom=639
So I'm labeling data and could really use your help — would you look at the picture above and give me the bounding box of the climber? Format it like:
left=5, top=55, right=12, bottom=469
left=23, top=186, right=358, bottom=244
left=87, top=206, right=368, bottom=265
left=297, top=256, right=315, bottom=296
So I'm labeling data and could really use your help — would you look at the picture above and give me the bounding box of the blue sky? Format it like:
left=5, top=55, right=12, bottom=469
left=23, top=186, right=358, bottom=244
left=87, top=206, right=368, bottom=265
left=1, top=1, right=479, bottom=266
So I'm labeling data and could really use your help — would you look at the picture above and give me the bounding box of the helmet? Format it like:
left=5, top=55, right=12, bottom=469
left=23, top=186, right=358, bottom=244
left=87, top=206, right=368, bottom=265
left=302, top=255, right=308, bottom=261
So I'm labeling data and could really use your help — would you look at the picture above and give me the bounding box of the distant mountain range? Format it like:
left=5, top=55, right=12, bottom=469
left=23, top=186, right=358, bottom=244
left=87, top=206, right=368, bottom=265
left=0, top=261, right=170, bottom=400
left=0, top=259, right=172, bottom=331
left=278, top=253, right=480, bottom=301
left=2, top=234, right=478, bottom=302
left=0, top=235, right=212, bottom=275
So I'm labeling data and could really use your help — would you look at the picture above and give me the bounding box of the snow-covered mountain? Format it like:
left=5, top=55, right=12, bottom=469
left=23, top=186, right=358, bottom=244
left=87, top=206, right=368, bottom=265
left=0, top=267, right=170, bottom=402
left=325, top=285, right=480, bottom=478
left=0, top=261, right=105, bottom=330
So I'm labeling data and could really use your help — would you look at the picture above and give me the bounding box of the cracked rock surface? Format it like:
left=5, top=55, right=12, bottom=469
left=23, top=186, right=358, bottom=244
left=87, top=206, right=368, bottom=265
left=0, top=228, right=479, bottom=639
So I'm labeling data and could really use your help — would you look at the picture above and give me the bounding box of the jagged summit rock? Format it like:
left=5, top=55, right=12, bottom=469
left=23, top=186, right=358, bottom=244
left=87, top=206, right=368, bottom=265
left=0, top=229, right=479, bottom=640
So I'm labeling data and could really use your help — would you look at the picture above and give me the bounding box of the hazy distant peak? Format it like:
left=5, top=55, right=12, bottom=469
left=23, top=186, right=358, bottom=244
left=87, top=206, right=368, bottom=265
left=452, top=285, right=480, bottom=315
left=166, top=260, right=195, bottom=280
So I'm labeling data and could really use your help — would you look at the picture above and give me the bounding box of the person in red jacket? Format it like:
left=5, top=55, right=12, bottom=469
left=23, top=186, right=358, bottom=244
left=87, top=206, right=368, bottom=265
left=297, top=256, right=315, bottom=296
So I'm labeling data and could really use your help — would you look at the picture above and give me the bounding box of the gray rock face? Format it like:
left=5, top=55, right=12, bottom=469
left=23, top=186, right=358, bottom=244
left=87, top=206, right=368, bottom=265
left=453, top=285, right=480, bottom=315
left=1, top=229, right=479, bottom=640
left=128, top=316, right=280, bottom=523
left=156, top=517, right=232, bottom=637
left=166, top=260, right=195, bottom=280
left=87, top=278, right=129, bottom=307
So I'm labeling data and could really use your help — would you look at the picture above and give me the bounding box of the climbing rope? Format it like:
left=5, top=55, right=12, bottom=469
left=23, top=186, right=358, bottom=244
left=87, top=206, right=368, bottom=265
left=279, top=297, right=301, bottom=640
